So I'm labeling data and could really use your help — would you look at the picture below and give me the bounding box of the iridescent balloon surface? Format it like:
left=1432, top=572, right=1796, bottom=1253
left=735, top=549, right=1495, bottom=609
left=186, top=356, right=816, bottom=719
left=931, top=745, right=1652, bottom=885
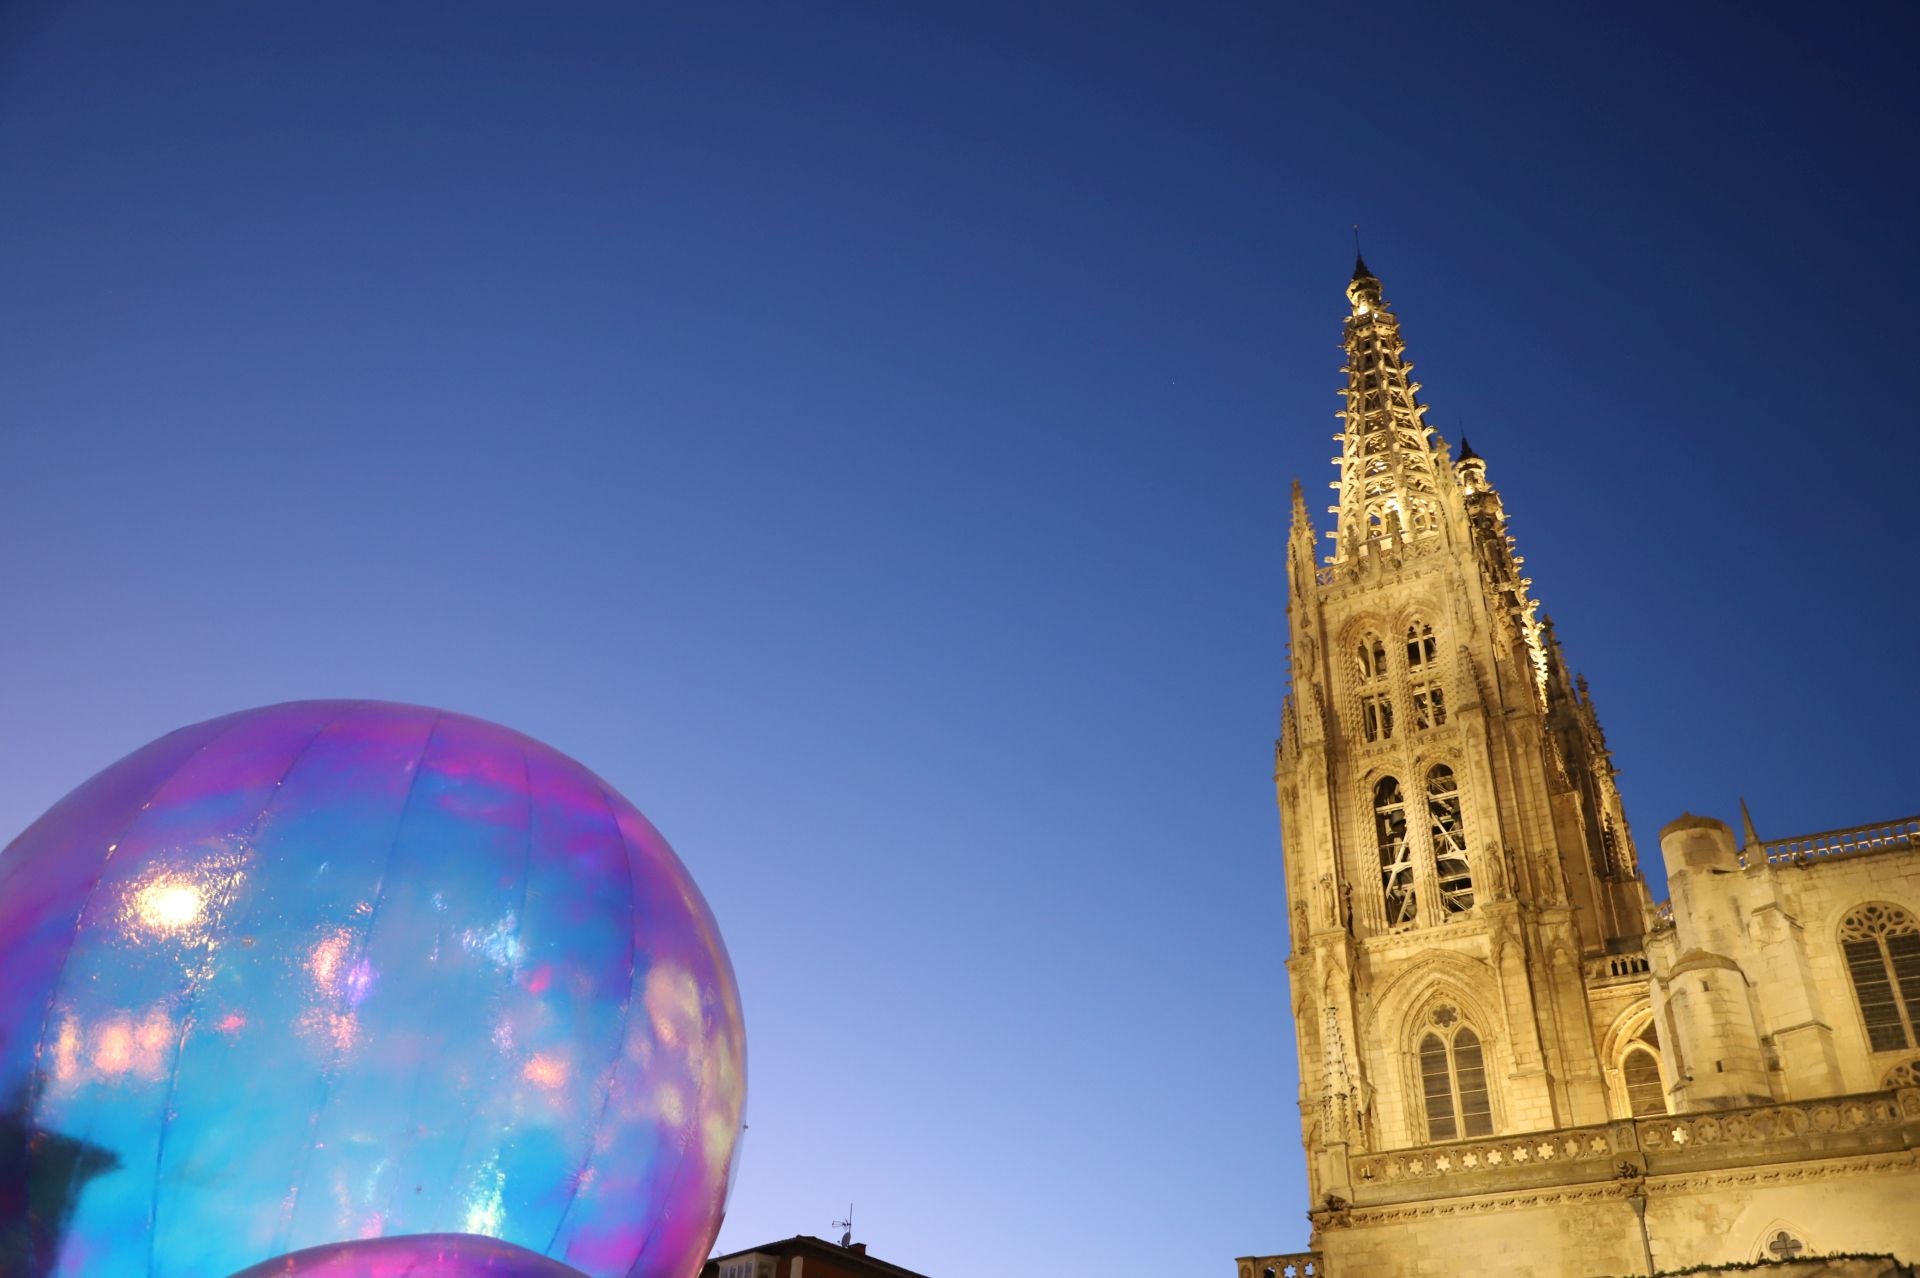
left=0, top=701, right=746, bottom=1278
left=226, top=1233, right=591, bottom=1277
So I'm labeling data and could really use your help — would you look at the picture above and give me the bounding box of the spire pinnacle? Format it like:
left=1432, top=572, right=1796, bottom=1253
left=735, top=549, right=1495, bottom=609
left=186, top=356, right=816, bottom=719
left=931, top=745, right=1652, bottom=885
left=1331, top=262, right=1441, bottom=554
left=1739, top=798, right=1761, bottom=849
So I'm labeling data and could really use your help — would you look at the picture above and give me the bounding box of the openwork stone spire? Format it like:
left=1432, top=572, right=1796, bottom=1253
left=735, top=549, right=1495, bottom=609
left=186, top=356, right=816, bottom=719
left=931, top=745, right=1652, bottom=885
left=1331, top=258, right=1444, bottom=557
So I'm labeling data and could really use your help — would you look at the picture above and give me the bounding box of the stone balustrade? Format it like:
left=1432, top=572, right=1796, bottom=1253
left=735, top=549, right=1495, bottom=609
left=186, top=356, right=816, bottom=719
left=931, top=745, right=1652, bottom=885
left=1585, top=950, right=1651, bottom=982
left=1637, top=1090, right=1912, bottom=1152
left=1743, top=815, right=1920, bottom=867
left=1236, top=1253, right=1323, bottom=1278
left=1354, top=1123, right=1631, bottom=1187
left=1348, top=1088, right=1920, bottom=1205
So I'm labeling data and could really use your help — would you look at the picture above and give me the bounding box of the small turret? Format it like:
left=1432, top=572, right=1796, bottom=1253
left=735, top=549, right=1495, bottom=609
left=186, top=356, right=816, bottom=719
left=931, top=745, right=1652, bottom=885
left=1655, top=816, right=1772, bottom=1109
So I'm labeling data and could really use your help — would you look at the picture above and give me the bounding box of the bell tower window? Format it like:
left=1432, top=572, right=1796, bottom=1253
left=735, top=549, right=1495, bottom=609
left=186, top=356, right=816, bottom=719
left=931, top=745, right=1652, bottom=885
left=1840, top=903, right=1920, bottom=1052
left=1406, top=621, right=1437, bottom=670
left=1426, top=765, right=1473, bottom=914
left=1375, top=777, right=1416, bottom=927
left=1358, top=632, right=1388, bottom=681
left=1411, top=684, right=1446, bottom=730
left=1361, top=694, right=1394, bottom=742
left=1418, top=1017, right=1493, bottom=1141
left=1356, top=631, right=1393, bottom=741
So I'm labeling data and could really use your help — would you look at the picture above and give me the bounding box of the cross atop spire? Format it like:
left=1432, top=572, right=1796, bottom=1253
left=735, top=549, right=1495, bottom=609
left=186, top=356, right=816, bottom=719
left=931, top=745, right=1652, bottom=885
left=1330, top=262, right=1444, bottom=556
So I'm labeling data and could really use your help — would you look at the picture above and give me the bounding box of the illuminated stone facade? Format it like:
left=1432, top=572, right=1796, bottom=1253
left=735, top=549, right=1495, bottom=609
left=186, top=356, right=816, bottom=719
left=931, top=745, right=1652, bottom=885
left=1237, top=262, right=1920, bottom=1278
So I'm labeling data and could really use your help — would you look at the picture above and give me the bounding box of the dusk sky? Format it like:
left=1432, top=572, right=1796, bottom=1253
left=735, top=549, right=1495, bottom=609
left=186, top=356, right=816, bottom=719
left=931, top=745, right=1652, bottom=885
left=3, top=2, right=1918, bottom=1275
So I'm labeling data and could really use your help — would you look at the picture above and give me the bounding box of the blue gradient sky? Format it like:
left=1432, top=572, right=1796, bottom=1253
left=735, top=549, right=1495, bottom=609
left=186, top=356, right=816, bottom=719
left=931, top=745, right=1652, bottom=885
left=2, top=3, right=1917, bottom=1274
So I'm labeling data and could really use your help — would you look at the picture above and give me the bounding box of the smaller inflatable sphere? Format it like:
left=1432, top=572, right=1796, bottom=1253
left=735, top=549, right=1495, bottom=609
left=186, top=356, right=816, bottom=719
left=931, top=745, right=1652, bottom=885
left=226, top=1233, right=592, bottom=1277
left=0, top=702, right=745, bottom=1278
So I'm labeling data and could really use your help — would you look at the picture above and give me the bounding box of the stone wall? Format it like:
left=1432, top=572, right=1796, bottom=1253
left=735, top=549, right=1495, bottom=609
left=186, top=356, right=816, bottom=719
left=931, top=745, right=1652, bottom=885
left=1286, top=1087, right=1920, bottom=1277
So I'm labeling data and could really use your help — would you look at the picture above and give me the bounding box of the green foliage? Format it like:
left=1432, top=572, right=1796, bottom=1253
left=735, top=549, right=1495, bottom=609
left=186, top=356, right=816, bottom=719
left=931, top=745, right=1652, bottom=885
left=1640, top=1254, right=1911, bottom=1278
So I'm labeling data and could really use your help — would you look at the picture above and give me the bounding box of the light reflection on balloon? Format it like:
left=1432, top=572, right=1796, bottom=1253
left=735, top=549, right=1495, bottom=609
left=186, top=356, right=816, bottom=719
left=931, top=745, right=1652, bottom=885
left=0, top=700, right=745, bottom=1278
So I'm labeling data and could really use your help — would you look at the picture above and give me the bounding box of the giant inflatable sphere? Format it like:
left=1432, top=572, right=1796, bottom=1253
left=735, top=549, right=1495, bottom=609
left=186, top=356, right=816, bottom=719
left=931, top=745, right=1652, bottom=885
left=0, top=701, right=745, bottom=1278
left=226, top=1233, right=593, bottom=1277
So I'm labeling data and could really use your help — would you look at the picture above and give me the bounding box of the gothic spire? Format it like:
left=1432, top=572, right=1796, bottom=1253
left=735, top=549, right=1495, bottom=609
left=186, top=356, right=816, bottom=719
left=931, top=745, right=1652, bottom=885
left=1331, top=264, right=1445, bottom=556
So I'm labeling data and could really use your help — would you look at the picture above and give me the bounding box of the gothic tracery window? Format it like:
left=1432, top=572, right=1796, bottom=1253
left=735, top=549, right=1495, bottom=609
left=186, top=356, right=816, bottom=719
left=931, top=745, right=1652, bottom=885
left=1622, top=1047, right=1664, bottom=1116
left=1375, top=777, right=1417, bottom=927
left=1765, top=1232, right=1807, bottom=1262
left=1356, top=631, right=1394, bottom=742
left=1357, top=632, right=1388, bottom=682
left=1405, top=621, right=1437, bottom=670
left=1841, top=903, right=1920, bottom=1052
left=1622, top=1019, right=1666, bottom=1116
left=1426, top=765, right=1473, bottom=914
left=1419, top=1016, right=1493, bottom=1141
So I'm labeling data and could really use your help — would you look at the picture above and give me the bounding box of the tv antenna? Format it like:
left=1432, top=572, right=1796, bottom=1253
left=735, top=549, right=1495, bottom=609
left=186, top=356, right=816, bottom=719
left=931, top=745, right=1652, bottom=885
left=832, top=1204, right=854, bottom=1248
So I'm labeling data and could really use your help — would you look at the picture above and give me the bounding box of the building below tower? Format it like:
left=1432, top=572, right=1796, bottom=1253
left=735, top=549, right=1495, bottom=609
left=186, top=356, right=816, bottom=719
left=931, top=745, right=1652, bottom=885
left=708, top=1235, right=932, bottom=1278
left=1239, top=262, right=1920, bottom=1277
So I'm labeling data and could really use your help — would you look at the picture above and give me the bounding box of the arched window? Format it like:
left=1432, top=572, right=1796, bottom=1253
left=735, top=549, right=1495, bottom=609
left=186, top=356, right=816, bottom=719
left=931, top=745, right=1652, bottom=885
left=1620, top=1018, right=1666, bottom=1116
left=1622, top=1046, right=1664, bottom=1116
left=1419, top=1016, right=1492, bottom=1141
left=1840, top=904, right=1920, bottom=1052
left=1405, top=621, right=1437, bottom=670
left=1375, top=777, right=1416, bottom=926
left=1426, top=765, right=1473, bottom=914
left=1356, top=633, right=1393, bottom=743
left=1357, top=632, right=1388, bottom=682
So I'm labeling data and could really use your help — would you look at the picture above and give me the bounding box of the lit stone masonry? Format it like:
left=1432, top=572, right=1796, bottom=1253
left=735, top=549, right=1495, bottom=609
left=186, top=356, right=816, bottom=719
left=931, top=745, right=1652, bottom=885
left=1241, top=261, right=1920, bottom=1277
left=1235, top=1255, right=1322, bottom=1278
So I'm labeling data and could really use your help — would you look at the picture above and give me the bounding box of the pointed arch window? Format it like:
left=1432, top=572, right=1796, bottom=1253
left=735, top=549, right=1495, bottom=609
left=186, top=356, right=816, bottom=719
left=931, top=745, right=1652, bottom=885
left=1356, top=631, right=1394, bottom=742
left=1375, top=777, right=1416, bottom=927
left=1357, top=632, right=1388, bottom=682
left=1426, top=765, right=1473, bottom=914
left=1621, top=1018, right=1666, bottom=1116
left=1419, top=1018, right=1493, bottom=1141
left=1406, top=621, right=1437, bottom=670
left=1622, top=1047, right=1664, bottom=1116
left=1841, top=904, right=1920, bottom=1052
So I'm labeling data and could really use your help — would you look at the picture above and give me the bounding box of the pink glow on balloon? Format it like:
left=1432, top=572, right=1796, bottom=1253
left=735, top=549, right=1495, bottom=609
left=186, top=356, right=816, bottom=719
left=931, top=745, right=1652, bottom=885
left=223, top=1232, right=592, bottom=1277
left=0, top=701, right=746, bottom=1278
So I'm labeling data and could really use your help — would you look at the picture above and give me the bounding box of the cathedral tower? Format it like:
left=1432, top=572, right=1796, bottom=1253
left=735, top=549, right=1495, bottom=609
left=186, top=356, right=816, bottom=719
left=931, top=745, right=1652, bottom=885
left=1277, top=257, right=1648, bottom=1205
left=1247, top=263, right=1920, bottom=1278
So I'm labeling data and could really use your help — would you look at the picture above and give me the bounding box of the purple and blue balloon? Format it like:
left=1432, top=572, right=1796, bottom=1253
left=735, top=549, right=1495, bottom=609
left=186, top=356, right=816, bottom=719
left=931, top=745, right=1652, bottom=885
left=0, top=701, right=746, bottom=1278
